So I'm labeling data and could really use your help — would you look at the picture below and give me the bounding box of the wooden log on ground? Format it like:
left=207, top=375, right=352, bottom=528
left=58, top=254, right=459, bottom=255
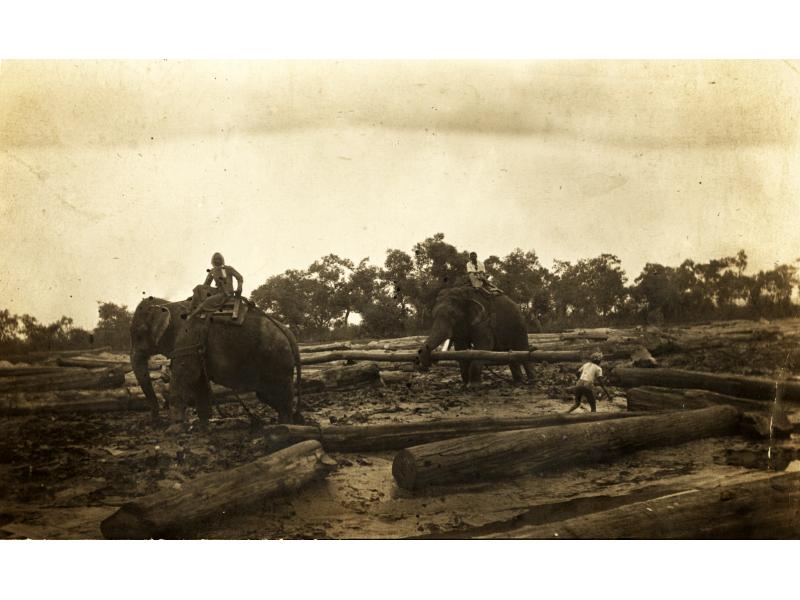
left=301, top=362, right=382, bottom=393
left=612, top=367, right=800, bottom=402
left=627, top=386, right=768, bottom=412
left=265, top=412, right=654, bottom=453
left=629, top=345, right=657, bottom=368
left=0, top=366, right=125, bottom=393
left=0, top=366, right=76, bottom=377
left=57, top=356, right=133, bottom=371
left=740, top=411, right=794, bottom=439
left=298, top=342, right=352, bottom=353
left=392, top=406, right=740, bottom=490
left=379, top=371, right=414, bottom=385
left=0, top=388, right=151, bottom=414
left=0, top=346, right=113, bottom=364
left=482, top=471, right=800, bottom=539
left=301, top=349, right=582, bottom=366
left=100, top=440, right=335, bottom=539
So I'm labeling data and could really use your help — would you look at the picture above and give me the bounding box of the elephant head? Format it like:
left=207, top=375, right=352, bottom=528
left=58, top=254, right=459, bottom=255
left=129, top=296, right=188, bottom=416
left=417, top=287, right=489, bottom=371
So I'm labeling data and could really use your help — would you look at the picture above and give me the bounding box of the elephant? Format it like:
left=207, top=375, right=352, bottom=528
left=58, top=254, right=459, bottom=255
left=129, top=293, right=302, bottom=426
left=416, top=286, right=535, bottom=385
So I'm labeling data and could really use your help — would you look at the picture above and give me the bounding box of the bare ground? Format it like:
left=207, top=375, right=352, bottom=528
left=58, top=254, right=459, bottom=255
left=1, top=320, right=799, bottom=539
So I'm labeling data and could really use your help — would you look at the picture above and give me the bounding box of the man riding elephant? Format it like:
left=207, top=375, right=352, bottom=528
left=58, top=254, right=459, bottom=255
left=417, top=285, right=535, bottom=386
left=187, top=252, right=243, bottom=319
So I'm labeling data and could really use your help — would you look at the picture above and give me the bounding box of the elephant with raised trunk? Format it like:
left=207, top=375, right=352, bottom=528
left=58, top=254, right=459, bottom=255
left=417, top=287, right=535, bottom=385
left=130, top=295, right=302, bottom=426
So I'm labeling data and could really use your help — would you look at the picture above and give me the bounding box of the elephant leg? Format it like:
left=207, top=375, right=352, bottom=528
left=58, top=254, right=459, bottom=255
left=195, top=383, right=211, bottom=426
left=458, top=360, right=471, bottom=385
left=468, top=361, right=483, bottom=385
left=523, top=362, right=535, bottom=384
left=258, top=380, right=295, bottom=424
left=509, top=363, right=524, bottom=384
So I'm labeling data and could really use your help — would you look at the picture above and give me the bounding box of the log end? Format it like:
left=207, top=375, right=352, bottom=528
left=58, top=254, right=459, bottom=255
left=392, top=449, right=419, bottom=491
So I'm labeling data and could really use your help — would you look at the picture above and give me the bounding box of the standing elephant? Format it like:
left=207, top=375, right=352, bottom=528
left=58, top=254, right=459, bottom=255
left=130, top=294, right=302, bottom=425
left=417, top=287, right=535, bottom=385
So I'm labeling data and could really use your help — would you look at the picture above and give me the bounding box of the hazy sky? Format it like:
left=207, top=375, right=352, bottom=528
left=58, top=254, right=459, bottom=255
left=2, top=60, right=799, bottom=329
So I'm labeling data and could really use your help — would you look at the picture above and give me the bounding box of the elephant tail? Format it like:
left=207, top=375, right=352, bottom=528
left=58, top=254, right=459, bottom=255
left=264, top=314, right=303, bottom=415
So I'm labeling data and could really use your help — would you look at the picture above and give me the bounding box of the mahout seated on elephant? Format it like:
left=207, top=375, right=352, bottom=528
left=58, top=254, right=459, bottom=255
left=129, top=292, right=302, bottom=430
left=416, top=285, right=535, bottom=386
left=187, top=252, right=243, bottom=319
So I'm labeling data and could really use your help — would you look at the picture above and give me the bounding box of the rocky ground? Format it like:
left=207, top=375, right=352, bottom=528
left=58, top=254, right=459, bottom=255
left=1, top=319, right=799, bottom=539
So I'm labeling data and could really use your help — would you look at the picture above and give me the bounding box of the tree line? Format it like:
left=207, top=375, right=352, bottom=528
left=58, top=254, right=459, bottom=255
left=251, top=233, right=799, bottom=340
left=1, top=232, right=797, bottom=352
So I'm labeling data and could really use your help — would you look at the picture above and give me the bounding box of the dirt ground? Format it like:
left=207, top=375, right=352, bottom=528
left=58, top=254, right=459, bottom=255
left=1, top=319, right=799, bottom=539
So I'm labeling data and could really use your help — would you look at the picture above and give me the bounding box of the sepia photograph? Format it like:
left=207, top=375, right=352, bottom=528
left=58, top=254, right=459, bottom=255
left=2, top=56, right=799, bottom=543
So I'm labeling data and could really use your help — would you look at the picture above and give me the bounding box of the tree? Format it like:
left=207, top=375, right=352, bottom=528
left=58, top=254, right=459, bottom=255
left=93, top=302, right=133, bottom=349
left=550, top=254, right=628, bottom=322
left=409, top=233, right=469, bottom=327
left=488, top=249, right=550, bottom=327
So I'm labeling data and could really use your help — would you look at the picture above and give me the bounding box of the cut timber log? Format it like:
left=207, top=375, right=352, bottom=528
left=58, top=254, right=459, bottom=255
left=0, top=366, right=74, bottom=377
left=627, top=386, right=768, bottom=413
left=379, top=371, right=414, bottom=385
left=0, top=388, right=150, bottom=414
left=302, top=362, right=382, bottom=393
left=612, top=367, right=800, bottom=402
left=0, top=346, right=113, bottom=364
left=740, top=412, right=794, bottom=439
left=298, top=342, right=352, bottom=353
left=482, top=471, right=800, bottom=539
left=629, top=346, right=657, bottom=368
left=301, top=349, right=581, bottom=366
left=392, top=406, right=740, bottom=490
left=58, top=356, right=133, bottom=371
left=100, top=440, right=335, bottom=539
left=0, top=367, right=125, bottom=393
left=265, top=412, right=652, bottom=453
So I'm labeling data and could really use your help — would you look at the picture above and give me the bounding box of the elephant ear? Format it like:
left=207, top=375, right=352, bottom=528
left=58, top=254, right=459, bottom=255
left=466, top=296, right=489, bottom=327
left=148, top=305, right=172, bottom=346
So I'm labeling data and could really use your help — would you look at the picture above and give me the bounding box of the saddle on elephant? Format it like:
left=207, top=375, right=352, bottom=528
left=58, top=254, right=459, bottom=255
left=188, top=284, right=250, bottom=326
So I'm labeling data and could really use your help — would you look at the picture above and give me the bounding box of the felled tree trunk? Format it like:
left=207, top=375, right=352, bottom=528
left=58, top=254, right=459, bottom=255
left=298, top=342, right=352, bottom=353
left=100, top=440, right=335, bottom=539
left=482, top=471, right=800, bottom=539
left=392, top=406, right=740, bottom=490
left=264, top=412, right=651, bottom=453
left=612, top=367, right=800, bottom=402
left=301, top=362, right=382, bottom=393
left=0, top=346, right=113, bottom=364
left=301, top=349, right=582, bottom=366
left=626, top=386, right=767, bottom=412
left=0, top=367, right=125, bottom=393
left=0, top=388, right=150, bottom=414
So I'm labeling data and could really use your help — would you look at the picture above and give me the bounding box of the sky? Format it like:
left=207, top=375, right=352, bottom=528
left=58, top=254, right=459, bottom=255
left=1, top=60, right=799, bottom=329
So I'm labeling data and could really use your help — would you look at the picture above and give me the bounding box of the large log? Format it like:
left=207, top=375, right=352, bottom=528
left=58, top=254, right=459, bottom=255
left=100, top=440, right=335, bottom=539
left=612, top=367, right=800, bottom=402
left=0, top=366, right=74, bottom=377
left=0, top=346, right=113, bottom=364
left=483, top=471, right=800, bottom=539
left=264, top=412, right=652, bottom=453
left=300, top=349, right=582, bottom=366
left=0, top=388, right=151, bottom=414
left=298, top=342, right=352, bottom=353
left=627, top=386, right=768, bottom=413
left=0, top=366, right=125, bottom=393
left=391, top=406, right=740, bottom=490
left=301, top=362, right=382, bottom=393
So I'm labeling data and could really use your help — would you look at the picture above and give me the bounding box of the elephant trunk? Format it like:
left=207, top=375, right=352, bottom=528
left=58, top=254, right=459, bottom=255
left=131, top=349, right=160, bottom=416
left=417, top=319, right=452, bottom=372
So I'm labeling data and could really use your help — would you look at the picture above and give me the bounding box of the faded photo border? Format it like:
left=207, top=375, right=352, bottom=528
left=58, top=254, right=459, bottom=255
left=1, top=1, right=799, bottom=600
